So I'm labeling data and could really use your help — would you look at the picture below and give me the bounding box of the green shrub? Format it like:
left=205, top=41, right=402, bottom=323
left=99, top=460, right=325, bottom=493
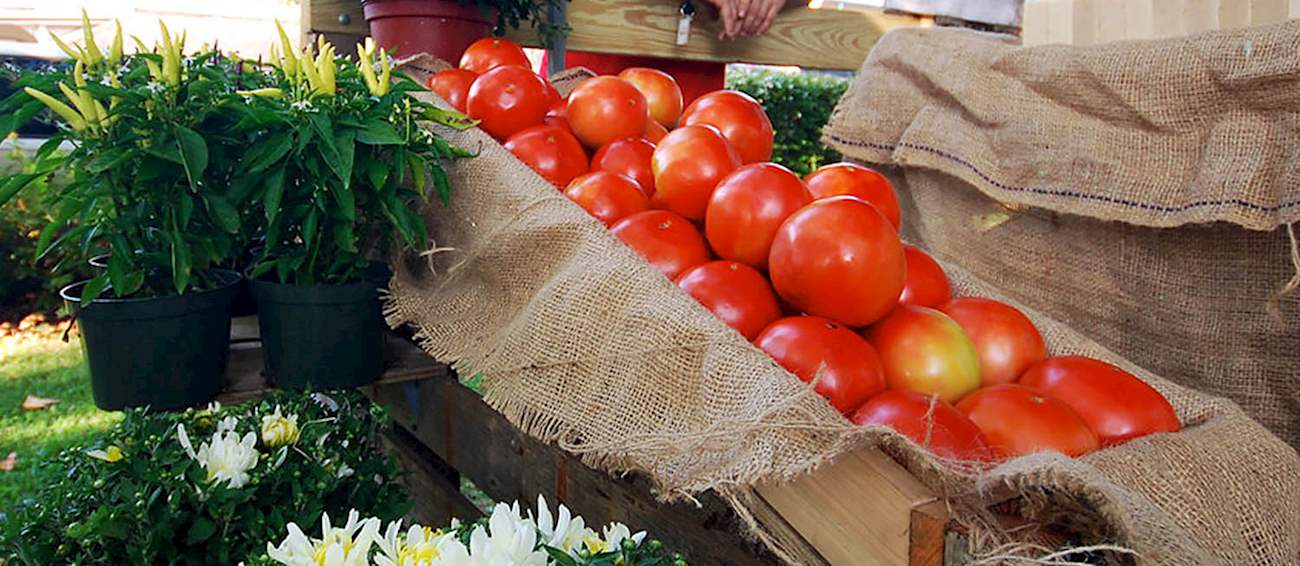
left=0, top=142, right=91, bottom=321
left=726, top=69, right=849, bottom=176
left=0, top=390, right=409, bottom=565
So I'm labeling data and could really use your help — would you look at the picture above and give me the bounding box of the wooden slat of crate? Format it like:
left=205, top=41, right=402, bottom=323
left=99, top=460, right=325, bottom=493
left=365, top=367, right=953, bottom=565
left=305, top=0, right=920, bottom=70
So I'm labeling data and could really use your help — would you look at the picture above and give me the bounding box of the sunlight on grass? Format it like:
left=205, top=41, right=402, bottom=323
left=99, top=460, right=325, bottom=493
left=0, top=334, right=120, bottom=509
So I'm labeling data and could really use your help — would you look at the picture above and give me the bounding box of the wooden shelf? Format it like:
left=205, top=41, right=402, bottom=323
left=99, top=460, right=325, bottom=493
left=305, top=0, right=920, bottom=70
left=217, top=316, right=447, bottom=405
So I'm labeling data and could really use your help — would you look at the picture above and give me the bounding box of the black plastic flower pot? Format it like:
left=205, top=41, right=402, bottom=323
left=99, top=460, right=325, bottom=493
left=61, top=269, right=241, bottom=411
left=248, top=273, right=387, bottom=390
left=92, top=254, right=258, bottom=318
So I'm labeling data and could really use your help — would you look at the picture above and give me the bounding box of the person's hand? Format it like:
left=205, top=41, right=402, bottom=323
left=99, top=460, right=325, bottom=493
left=699, top=0, right=787, bottom=40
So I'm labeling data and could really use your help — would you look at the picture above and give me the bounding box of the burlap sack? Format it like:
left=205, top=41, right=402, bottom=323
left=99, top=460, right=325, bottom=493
left=822, top=23, right=1300, bottom=452
left=386, top=80, right=1300, bottom=561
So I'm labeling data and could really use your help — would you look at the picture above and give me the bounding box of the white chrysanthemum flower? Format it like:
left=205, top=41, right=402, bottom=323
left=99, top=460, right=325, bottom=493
left=177, top=423, right=259, bottom=488
left=476, top=503, right=548, bottom=565
left=531, top=495, right=592, bottom=553
left=267, top=510, right=381, bottom=566
left=376, top=520, right=461, bottom=566
left=601, top=522, right=647, bottom=550
left=216, top=415, right=239, bottom=433
left=261, top=405, right=301, bottom=448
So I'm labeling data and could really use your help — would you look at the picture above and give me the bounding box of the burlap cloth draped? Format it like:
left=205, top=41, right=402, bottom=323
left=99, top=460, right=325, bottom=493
left=386, top=31, right=1300, bottom=564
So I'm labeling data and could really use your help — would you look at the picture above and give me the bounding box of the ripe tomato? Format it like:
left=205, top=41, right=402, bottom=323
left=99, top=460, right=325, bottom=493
left=466, top=65, right=551, bottom=140
left=756, top=316, right=886, bottom=414
left=427, top=69, right=476, bottom=113
left=864, top=305, right=982, bottom=403
left=651, top=125, right=742, bottom=222
left=610, top=210, right=712, bottom=280
left=1019, top=356, right=1180, bottom=446
left=503, top=125, right=588, bottom=188
left=956, top=384, right=1100, bottom=459
left=851, top=390, right=993, bottom=461
left=459, top=37, right=530, bottom=74
left=705, top=163, right=811, bottom=270
left=675, top=261, right=781, bottom=341
left=680, top=90, right=774, bottom=164
left=618, top=67, right=684, bottom=127
left=898, top=245, right=951, bottom=308
left=565, top=76, right=649, bottom=149
left=938, top=297, right=1046, bottom=386
left=591, top=138, right=656, bottom=196
left=644, top=119, right=669, bottom=143
left=804, top=163, right=901, bottom=230
left=563, top=172, right=649, bottom=227
left=543, top=101, right=570, bottom=131
left=768, top=197, right=905, bottom=327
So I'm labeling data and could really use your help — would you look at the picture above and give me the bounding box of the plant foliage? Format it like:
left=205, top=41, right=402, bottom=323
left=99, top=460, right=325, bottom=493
left=0, top=391, right=409, bottom=565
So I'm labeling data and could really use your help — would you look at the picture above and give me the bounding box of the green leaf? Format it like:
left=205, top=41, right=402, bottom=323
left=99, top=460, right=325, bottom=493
left=407, top=152, right=427, bottom=196
left=0, top=100, right=45, bottom=138
left=106, top=250, right=129, bottom=296
left=0, top=171, right=42, bottom=207
left=263, top=167, right=286, bottom=221
left=81, top=272, right=110, bottom=304
left=332, top=131, right=356, bottom=188
left=544, top=547, right=579, bottom=566
left=356, top=119, right=404, bottom=145
left=303, top=207, right=319, bottom=248
left=35, top=197, right=84, bottom=260
left=333, top=221, right=357, bottom=253
left=205, top=194, right=240, bottom=234
left=185, top=516, right=217, bottom=545
left=249, top=258, right=277, bottom=280
left=243, top=131, right=293, bottom=173
left=329, top=182, right=355, bottom=222
left=175, top=125, right=209, bottom=190
left=179, top=194, right=195, bottom=229
left=431, top=166, right=451, bottom=204
left=171, top=231, right=192, bottom=294
left=364, top=159, right=389, bottom=194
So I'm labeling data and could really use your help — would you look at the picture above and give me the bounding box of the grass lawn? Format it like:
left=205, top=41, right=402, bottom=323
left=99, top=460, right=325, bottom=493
left=0, top=331, right=118, bottom=511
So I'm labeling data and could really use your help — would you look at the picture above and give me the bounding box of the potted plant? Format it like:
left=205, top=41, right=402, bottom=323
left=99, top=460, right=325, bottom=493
left=0, top=17, right=256, bottom=410
left=361, top=0, right=566, bottom=64
left=236, top=34, right=472, bottom=390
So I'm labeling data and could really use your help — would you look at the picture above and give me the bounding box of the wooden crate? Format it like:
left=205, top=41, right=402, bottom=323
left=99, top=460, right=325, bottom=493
left=363, top=363, right=972, bottom=565
left=304, top=0, right=920, bottom=70
left=1023, top=0, right=1299, bottom=46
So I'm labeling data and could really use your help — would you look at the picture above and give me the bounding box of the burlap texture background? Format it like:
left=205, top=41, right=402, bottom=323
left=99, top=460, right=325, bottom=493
left=823, top=23, right=1300, bottom=452
left=385, top=84, right=1299, bottom=561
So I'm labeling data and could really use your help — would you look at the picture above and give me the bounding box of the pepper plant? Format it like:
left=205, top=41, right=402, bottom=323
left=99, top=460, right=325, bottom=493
left=232, top=30, right=474, bottom=286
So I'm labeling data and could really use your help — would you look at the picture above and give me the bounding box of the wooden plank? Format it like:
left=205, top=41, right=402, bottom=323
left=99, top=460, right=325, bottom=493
left=754, top=446, right=940, bottom=566
left=909, top=500, right=949, bottom=566
left=307, top=0, right=919, bottom=70
left=379, top=426, right=484, bottom=528
left=365, top=374, right=791, bottom=565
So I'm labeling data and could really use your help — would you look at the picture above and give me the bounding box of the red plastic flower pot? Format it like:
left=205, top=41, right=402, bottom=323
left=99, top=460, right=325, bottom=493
left=362, top=0, right=496, bottom=64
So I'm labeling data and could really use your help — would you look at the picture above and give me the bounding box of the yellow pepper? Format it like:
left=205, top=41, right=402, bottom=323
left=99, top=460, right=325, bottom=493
left=275, top=20, right=298, bottom=82
left=355, top=39, right=380, bottom=95
left=80, top=9, right=104, bottom=68
left=158, top=21, right=180, bottom=87
left=316, top=43, right=337, bottom=95
left=376, top=47, right=392, bottom=96
left=108, top=20, right=123, bottom=67
left=298, top=47, right=325, bottom=96
left=236, top=87, right=286, bottom=99
left=49, top=32, right=83, bottom=63
left=24, top=87, right=88, bottom=132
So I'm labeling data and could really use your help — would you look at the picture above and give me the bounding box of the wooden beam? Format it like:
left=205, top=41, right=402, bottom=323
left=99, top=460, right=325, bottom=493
left=379, top=426, right=485, bottom=528
left=754, top=446, right=943, bottom=566
left=306, top=0, right=918, bottom=70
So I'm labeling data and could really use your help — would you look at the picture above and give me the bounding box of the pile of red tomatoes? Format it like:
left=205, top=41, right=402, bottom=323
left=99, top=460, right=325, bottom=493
left=430, top=38, right=1182, bottom=463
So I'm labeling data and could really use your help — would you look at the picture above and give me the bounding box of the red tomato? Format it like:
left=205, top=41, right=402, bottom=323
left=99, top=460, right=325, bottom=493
left=705, top=163, right=812, bottom=270
left=1019, top=356, right=1180, bottom=446
left=756, top=316, right=886, bottom=414
left=618, top=67, right=684, bottom=127
left=898, top=245, right=952, bottom=308
left=651, top=125, right=742, bottom=222
left=956, top=384, right=1101, bottom=459
left=851, top=390, right=993, bottom=461
left=768, top=197, right=905, bottom=327
left=563, top=172, right=649, bottom=227
left=865, top=305, right=982, bottom=403
left=566, top=76, right=649, bottom=149
left=804, top=163, right=901, bottom=231
left=427, top=69, right=476, bottom=113
left=938, top=297, right=1046, bottom=387
left=679, top=90, right=774, bottom=164
left=644, top=119, right=668, bottom=143
left=459, top=37, right=530, bottom=74
left=675, top=261, right=781, bottom=341
left=591, top=138, right=656, bottom=197
left=466, top=65, right=551, bottom=140
left=610, top=210, right=712, bottom=280
left=503, top=125, right=588, bottom=188
left=543, top=101, right=570, bottom=132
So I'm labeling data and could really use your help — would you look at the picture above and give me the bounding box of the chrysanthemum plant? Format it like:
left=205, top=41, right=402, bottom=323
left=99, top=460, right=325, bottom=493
left=0, top=391, right=409, bottom=564
left=238, top=27, right=475, bottom=286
